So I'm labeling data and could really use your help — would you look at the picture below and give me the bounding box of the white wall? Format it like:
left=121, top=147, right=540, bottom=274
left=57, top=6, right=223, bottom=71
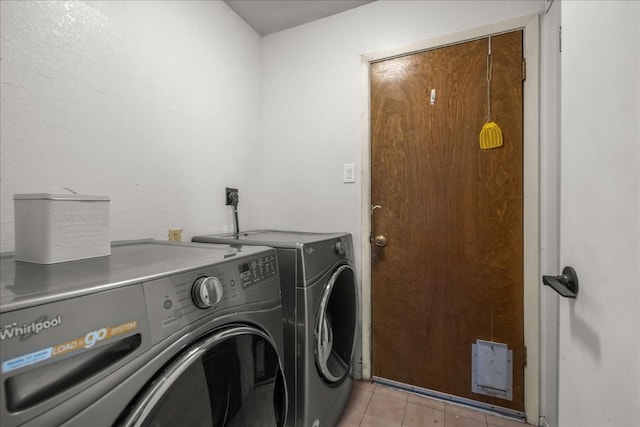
left=559, top=1, right=640, bottom=426
left=0, top=0, right=262, bottom=251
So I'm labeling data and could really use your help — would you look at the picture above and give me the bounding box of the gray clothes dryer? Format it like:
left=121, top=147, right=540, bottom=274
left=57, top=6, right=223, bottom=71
left=0, top=240, right=287, bottom=427
left=192, top=231, right=359, bottom=427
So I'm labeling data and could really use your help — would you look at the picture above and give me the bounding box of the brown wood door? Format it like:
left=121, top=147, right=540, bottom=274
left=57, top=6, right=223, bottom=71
left=370, top=31, right=524, bottom=411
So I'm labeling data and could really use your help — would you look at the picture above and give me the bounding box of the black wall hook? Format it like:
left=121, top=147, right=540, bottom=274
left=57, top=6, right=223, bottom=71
left=543, top=266, right=579, bottom=298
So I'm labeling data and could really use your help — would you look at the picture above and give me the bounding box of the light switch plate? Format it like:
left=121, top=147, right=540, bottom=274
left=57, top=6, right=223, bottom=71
left=343, top=163, right=356, bottom=183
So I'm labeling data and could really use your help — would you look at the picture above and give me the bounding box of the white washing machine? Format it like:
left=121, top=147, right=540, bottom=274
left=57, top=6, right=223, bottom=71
left=0, top=240, right=287, bottom=427
left=192, top=231, right=359, bottom=427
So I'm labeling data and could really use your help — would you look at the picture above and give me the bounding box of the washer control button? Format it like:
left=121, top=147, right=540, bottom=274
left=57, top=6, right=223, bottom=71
left=191, top=276, right=224, bottom=309
left=162, top=298, right=173, bottom=310
left=334, top=241, right=345, bottom=255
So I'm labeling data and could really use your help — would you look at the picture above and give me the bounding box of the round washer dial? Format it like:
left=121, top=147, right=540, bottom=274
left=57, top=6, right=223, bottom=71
left=191, top=276, right=223, bottom=309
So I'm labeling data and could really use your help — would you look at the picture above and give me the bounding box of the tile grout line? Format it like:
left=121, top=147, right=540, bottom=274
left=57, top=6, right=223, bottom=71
left=443, top=405, right=491, bottom=427
left=382, top=385, right=409, bottom=427
left=357, top=385, right=375, bottom=427
left=399, top=393, right=408, bottom=427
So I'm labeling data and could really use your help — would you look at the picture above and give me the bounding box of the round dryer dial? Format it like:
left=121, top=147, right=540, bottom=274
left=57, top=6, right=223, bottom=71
left=191, top=276, right=223, bottom=309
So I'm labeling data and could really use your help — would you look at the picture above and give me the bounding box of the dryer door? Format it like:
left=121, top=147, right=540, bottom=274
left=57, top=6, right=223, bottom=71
left=117, top=326, right=287, bottom=427
left=314, top=264, right=358, bottom=383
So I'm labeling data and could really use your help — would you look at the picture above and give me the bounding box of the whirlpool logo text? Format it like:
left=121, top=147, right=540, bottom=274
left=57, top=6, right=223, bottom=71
left=0, top=315, right=62, bottom=342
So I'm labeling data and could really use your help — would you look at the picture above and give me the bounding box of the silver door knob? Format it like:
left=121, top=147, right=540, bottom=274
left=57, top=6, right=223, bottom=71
left=374, top=235, right=387, bottom=247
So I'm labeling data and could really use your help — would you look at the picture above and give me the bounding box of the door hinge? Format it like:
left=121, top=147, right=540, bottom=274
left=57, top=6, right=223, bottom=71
left=559, top=26, right=562, bottom=53
left=523, top=346, right=528, bottom=367
left=522, top=59, right=526, bottom=81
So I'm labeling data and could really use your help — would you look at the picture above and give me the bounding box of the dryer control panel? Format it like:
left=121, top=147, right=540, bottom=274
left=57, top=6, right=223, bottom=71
left=143, top=250, right=279, bottom=345
left=239, top=254, right=278, bottom=287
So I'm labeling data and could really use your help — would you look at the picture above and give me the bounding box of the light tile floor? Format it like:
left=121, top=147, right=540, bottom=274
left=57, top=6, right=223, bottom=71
left=337, top=381, right=530, bottom=427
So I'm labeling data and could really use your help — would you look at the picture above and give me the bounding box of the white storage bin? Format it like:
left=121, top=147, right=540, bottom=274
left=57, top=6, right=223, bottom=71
left=14, top=193, right=110, bottom=264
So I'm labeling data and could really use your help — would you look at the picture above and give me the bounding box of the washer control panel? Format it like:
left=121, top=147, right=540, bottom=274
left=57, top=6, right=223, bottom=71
left=143, top=250, right=279, bottom=345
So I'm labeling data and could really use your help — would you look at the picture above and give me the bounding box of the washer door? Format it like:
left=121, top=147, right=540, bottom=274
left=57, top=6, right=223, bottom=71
left=314, top=264, right=358, bottom=383
left=118, top=326, right=287, bottom=427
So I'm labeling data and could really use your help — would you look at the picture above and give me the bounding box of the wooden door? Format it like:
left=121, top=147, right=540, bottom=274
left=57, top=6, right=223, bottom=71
left=371, top=31, right=524, bottom=411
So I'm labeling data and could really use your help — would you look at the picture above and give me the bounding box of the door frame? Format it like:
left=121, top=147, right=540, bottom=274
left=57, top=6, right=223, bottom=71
left=359, top=14, right=540, bottom=423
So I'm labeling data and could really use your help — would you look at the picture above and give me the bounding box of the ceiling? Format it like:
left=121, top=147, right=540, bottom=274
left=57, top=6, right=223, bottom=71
left=224, top=0, right=376, bottom=36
